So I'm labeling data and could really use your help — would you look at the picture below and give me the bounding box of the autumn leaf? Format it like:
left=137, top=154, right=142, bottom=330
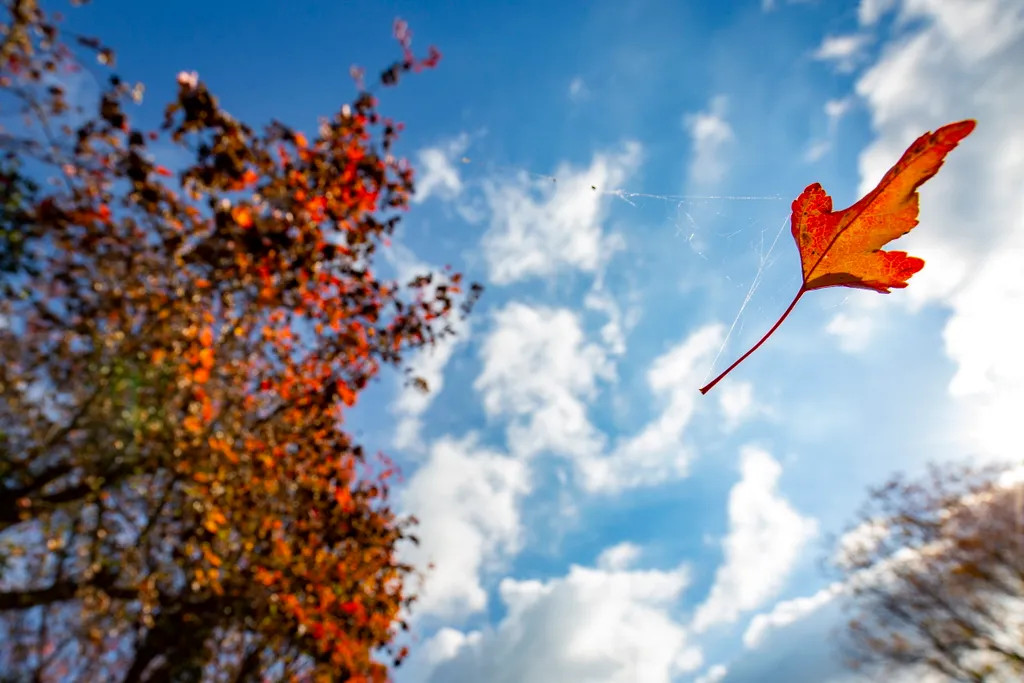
left=231, top=204, right=254, bottom=228
left=700, top=119, right=976, bottom=395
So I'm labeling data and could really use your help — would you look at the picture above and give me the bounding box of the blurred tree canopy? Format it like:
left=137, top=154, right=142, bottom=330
left=0, top=1, right=479, bottom=681
left=834, top=461, right=1024, bottom=683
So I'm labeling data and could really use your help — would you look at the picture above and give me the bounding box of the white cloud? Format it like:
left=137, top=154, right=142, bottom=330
left=675, top=646, right=705, bottom=674
left=851, top=0, right=1024, bottom=461
left=568, top=76, right=589, bottom=101
left=481, top=142, right=641, bottom=285
left=596, top=542, right=642, bottom=571
left=743, top=583, right=843, bottom=649
left=824, top=312, right=871, bottom=353
left=423, top=553, right=697, bottom=683
left=824, top=295, right=884, bottom=353
left=691, top=447, right=818, bottom=632
left=474, top=307, right=721, bottom=494
left=812, top=34, right=872, bottom=72
left=579, top=324, right=724, bottom=493
left=721, top=593, right=849, bottom=683
left=859, top=0, right=898, bottom=24
left=392, top=319, right=470, bottom=451
left=694, top=664, right=729, bottom=683
left=475, top=302, right=611, bottom=463
left=833, top=518, right=891, bottom=571
left=824, top=97, right=853, bottom=121
left=716, top=381, right=759, bottom=431
left=399, top=434, right=529, bottom=619
left=805, top=97, right=855, bottom=163
left=803, top=140, right=833, bottom=164
left=414, top=133, right=470, bottom=203
left=683, top=95, right=734, bottom=186
left=584, top=279, right=636, bottom=357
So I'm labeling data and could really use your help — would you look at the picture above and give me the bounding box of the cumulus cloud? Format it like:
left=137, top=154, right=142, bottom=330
left=832, top=518, right=891, bottom=571
left=716, top=381, right=762, bottom=431
left=695, top=664, right=729, bottom=683
left=579, top=324, right=724, bottom=493
left=596, top=542, right=642, bottom=571
left=399, top=434, right=529, bottom=619
left=683, top=95, right=734, bottom=186
left=423, top=552, right=697, bottom=683
left=720, top=592, right=849, bottom=683
left=481, top=142, right=641, bottom=285
left=691, top=447, right=819, bottom=632
left=743, top=583, right=843, bottom=649
left=824, top=295, right=885, bottom=353
left=812, top=34, right=872, bottom=72
left=583, top=279, right=636, bottom=357
left=475, top=302, right=612, bottom=463
left=413, top=134, right=471, bottom=203
left=850, top=0, right=1024, bottom=461
left=859, top=0, right=898, bottom=25
left=474, top=304, right=719, bottom=493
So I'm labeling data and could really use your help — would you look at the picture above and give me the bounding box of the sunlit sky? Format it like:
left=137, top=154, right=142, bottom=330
left=62, top=0, right=1022, bottom=681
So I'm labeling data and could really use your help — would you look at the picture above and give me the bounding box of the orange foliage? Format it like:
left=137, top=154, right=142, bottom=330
left=0, top=3, right=480, bottom=682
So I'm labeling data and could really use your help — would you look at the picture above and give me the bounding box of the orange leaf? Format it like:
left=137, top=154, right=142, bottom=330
left=295, top=132, right=308, bottom=148
left=203, top=510, right=227, bottom=534
left=700, top=120, right=976, bottom=395
left=183, top=415, right=202, bottom=434
left=231, top=205, right=254, bottom=228
left=154, top=165, right=173, bottom=177
left=338, top=383, right=356, bottom=407
left=202, top=546, right=222, bottom=567
left=793, top=121, right=976, bottom=293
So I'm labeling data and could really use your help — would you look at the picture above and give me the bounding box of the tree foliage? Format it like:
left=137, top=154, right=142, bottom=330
left=0, top=1, right=479, bottom=681
left=834, top=461, right=1024, bottom=682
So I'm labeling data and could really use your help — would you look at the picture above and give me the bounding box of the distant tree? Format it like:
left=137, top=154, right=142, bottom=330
left=834, top=461, right=1024, bottom=682
left=0, top=1, right=480, bottom=681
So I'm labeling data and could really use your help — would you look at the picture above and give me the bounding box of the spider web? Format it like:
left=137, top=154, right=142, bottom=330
left=460, top=161, right=795, bottom=380
left=578, top=178, right=792, bottom=382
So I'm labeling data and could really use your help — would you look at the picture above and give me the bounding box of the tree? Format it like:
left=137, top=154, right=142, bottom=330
left=0, top=1, right=480, bottom=681
left=833, top=461, right=1024, bottom=682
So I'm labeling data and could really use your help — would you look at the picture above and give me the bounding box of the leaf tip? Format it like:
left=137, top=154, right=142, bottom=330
left=936, top=119, right=977, bottom=145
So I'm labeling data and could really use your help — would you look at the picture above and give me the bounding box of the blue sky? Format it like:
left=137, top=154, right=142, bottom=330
left=61, top=0, right=1023, bottom=681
